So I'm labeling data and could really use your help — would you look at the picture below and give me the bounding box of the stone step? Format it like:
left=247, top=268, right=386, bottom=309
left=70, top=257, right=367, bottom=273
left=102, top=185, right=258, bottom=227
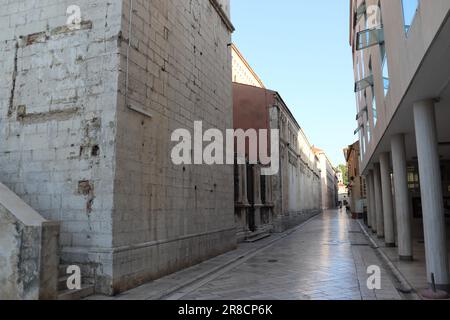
left=58, top=264, right=70, bottom=276
left=58, top=276, right=70, bottom=291
left=58, top=285, right=94, bottom=300
left=244, top=233, right=271, bottom=243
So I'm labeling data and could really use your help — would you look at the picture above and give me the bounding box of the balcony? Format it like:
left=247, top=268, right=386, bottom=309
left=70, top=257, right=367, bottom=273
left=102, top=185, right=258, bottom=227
left=354, top=124, right=364, bottom=135
left=356, top=27, right=384, bottom=51
left=354, top=75, right=374, bottom=93
left=356, top=106, right=368, bottom=120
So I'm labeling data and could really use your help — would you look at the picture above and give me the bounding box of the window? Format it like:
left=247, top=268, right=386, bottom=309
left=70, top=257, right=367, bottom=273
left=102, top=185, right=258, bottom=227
left=402, top=0, right=419, bottom=34
left=364, top=91, right=370, bottom=142
left=359, top=132, right=364, bottom=160
left=361, top=50, right=365, bottom=79
left=372, top=86, right=378, bottom=126
left=407, top=166, right=420, bottom=191
left=360, top=127, right=366, bottom=156
left=380, top=43, right=390, bottom=95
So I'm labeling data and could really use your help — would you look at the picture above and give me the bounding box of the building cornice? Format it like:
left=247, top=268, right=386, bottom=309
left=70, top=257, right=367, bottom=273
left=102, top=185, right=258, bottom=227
left=209, top=0, right=235, bottom=32
left=231, top=44, right=265, bottom=88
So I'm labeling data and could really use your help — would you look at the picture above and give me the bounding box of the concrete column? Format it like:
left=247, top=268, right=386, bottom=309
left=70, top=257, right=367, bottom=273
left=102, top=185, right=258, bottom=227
left=379, top=153, right=396, bottom=246
left=373, top=163, right=384, bottom=238
left=365, top=174, right=373, bottom=228
left=391, top=134, right=413, bottom=260
left=413, top=99, right=449, bottom=291
left=238, top=164, right=249, bottom=205
left=368, top=170, right=377, bottom=233
left=253, top=165, right=262, bottom=229
left=240, top=164, right=250, bottom=233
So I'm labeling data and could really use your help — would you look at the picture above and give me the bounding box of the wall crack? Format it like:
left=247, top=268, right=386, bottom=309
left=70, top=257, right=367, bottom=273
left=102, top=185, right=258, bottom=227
left=7, top=42, right=19, bottom=118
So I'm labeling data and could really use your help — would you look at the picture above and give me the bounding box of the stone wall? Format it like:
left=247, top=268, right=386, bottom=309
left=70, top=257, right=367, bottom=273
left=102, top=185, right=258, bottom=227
left=0, top=0, right=123, bottom=294
left=1, top=0, right=235, bottom=296
left=0, top=183, right=59, bottom=300
left=110, top=0, right=236, bottom=293
left=271, top=96, right=322, bottom=233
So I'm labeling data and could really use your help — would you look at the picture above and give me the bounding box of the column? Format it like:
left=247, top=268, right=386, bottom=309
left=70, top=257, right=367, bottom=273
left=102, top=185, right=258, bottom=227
left=237, top=164, right=249, bottom=206
left=365, top=174, right=373, bottom=228
left=380, top=152, right=396, bottom=247
left=391, top=134, right=413, bottom=260
left=368, top=170, right=377, bottom=233
left=265, top=175, right=274, bottom=224
left=237, top=163, right=249, bottom=232
left=373, top=163, right=384, bottom=238
left=253, top=165, right=262, bottom=229
left=413, top=99, right=449, bottom=291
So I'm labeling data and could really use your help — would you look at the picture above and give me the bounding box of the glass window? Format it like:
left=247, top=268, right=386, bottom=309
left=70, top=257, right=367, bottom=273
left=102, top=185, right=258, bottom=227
left=361, top=127, right=366, bottom=155
left=364, top=91, right=370, bottom=143
left=402, top=0, right=419, bottom=34
left=359, top=132, right=364, bottom=160
left=356, top=58, right=360, bottom=81
left=381, top=43, right=390, bottom=96
left=361, top=51, right=365, bottom=79
left=372, top=86, right=378, bottom=126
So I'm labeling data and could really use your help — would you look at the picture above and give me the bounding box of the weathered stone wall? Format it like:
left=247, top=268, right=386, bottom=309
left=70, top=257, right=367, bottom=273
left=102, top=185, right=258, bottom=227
left=0, top=183, right=59, bottom=300
left=0, top=0, right=235, bottom=296
left=271, top=101, right=322, bottom=232
left=0, top=0, right=123, bottom=293
left=110, top=0, right=235, bottom=293
left=317, top=152, right=337, bottom=210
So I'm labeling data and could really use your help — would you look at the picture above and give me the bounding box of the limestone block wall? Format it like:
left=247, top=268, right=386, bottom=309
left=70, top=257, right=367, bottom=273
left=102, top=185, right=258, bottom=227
left=0, top=0, right=235, bottom=296
left=0, top=183, right=60, bottom=300
left=270, top=102, right=322, bottom=233
left=0, top=0, right=123, bottom=293
left=110, top=0, right=236, bottom=293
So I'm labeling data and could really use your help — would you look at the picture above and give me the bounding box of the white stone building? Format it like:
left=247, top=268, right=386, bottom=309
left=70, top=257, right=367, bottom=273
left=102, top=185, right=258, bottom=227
left=350, top=0, right=450, bottom=292
left=314, top=148, right=338, bottom=210
left=0, top=0, right=235, bottom=298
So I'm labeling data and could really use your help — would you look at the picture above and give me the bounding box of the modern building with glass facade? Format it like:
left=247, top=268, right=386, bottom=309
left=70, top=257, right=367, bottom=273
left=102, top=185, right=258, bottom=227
left=350, top=0, right=450, bottom=292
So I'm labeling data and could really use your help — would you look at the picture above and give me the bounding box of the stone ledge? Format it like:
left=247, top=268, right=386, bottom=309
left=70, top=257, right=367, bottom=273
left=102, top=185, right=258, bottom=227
left=209, top=0, right=235, bottom=33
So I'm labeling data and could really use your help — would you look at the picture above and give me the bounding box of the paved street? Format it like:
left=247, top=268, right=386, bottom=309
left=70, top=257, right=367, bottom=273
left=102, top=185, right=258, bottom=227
left=92, top=210, right=405, bottom=300
left=173, top=210, right=402, bottom=300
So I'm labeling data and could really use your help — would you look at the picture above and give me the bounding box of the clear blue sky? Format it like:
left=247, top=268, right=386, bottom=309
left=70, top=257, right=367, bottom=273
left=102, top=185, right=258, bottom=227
left=231, top=0, right=357, bottom=166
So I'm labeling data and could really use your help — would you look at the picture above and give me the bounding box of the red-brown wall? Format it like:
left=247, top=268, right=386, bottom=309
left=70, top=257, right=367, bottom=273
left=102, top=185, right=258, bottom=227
left=233, top=83, right=274, bottom=156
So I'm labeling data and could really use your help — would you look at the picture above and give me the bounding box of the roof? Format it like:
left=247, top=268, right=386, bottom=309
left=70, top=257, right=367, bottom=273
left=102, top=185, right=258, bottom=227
left=344, top=141, right=360, bottom=162
left=231, top=44, right=266, bottom=88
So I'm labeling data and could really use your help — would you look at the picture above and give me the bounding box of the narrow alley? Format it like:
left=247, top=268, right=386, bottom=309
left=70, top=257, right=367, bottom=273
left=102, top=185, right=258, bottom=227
left=96, top=210, right=408, bottom=300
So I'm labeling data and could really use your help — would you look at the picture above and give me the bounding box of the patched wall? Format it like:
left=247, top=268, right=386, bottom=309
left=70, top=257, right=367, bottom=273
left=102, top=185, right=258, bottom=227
left=0, top=0, right=235, bottom=296
left=110, top=0, right=236, bottom=293
left=0, top=0, right=123, bottom=293
left=0, top=183, right=59, bottom=300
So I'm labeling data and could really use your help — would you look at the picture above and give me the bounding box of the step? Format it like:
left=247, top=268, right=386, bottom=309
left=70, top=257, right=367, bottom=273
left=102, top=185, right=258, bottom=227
left=58, top=276, right=70, bottom=291
left=244, top=233, right=271, bottom=243
left=58, top=264, right=70, bottom=276
left=58, top=285, right=94, bottom=301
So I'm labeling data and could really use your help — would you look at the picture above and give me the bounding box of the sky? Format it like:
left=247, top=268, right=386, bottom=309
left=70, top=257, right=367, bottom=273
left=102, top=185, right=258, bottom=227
left=231, top=0, right=357, bottom=166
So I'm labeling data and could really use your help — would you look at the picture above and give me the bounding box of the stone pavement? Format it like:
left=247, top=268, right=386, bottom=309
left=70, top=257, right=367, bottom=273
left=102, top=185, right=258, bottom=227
left=88, top=210, right=406, bottom=300
left=362, top=223, right=450, bottom=299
